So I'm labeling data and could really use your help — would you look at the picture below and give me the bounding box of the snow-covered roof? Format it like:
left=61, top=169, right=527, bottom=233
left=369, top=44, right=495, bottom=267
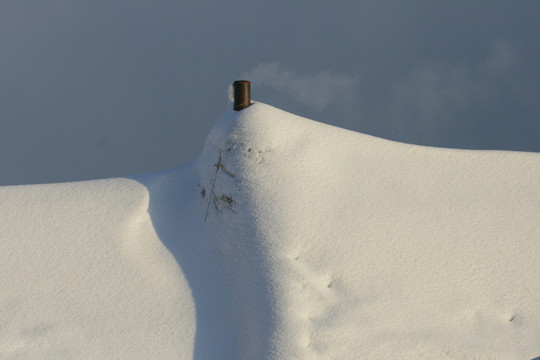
left=1, top=102, right=539, bottom=359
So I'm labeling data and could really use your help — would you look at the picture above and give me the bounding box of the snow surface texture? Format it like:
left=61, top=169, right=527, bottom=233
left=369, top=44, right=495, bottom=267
left=1, top=102, right=539, bottom=359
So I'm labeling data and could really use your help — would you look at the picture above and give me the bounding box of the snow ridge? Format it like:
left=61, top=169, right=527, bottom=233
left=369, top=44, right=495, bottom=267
left=162, top=102, right=540, bottom=359
left=1, top=102, right=539, bottom=359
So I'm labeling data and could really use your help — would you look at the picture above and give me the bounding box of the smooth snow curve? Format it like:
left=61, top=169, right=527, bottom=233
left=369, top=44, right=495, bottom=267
left=1, top=102, right=539, bottom=359
left=0, top=179, right=195, bottom=359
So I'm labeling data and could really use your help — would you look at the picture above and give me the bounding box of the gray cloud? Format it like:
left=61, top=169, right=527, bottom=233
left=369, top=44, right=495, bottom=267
left=384, top=41, right=519, bottom=144
left=242, top=63, right=358, bottom=111
left=484, top=41, right=516, bottom=73
left=1, top=2, right=539, bottom=185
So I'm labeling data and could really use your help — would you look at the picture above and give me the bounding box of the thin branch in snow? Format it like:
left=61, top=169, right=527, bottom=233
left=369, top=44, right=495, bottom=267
left=204, top=151, right=222, bottom=222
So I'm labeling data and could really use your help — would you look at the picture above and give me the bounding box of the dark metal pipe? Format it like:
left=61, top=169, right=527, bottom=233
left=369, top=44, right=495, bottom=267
left=233, top=80, right=251, bottom=111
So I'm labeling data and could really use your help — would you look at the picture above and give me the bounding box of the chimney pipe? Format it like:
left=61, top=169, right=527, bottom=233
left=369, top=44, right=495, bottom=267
left=233, top=80, right=251, bottom=111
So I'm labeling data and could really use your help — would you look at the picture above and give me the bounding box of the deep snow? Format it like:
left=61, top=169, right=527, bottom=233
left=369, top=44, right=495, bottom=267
left=1, top=102, right=539, bottom=359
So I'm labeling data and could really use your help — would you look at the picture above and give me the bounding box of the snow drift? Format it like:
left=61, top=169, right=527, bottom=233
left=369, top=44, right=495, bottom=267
left=1, top=102, right=539, bottom=359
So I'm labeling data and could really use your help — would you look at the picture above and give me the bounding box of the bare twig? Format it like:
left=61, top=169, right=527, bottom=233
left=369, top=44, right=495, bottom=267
left=204, top=151, right=222, bottom=222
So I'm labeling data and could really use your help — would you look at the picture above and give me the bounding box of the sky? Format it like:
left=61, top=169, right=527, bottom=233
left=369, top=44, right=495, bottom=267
left=1, top=1, right=539, bottom=185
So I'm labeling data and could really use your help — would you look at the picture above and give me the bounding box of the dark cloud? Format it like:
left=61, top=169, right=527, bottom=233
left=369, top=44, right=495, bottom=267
left=1, top=1, right=539, bottom=185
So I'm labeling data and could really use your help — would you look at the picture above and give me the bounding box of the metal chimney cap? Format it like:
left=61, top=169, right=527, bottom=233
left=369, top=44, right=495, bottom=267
left=233, top=80, right=251, bottom=111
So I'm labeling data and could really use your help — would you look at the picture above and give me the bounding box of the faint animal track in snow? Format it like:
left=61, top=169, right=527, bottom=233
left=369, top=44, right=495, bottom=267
left=245, top=146, right=275, bottom=165
left=0, top=305, right=58, bottom=358
left=283, top=250, right=341, bottom=356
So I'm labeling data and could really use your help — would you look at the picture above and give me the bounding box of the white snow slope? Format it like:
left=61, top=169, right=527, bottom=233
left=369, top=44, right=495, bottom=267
left=1, top=102, right=539, bottom=359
